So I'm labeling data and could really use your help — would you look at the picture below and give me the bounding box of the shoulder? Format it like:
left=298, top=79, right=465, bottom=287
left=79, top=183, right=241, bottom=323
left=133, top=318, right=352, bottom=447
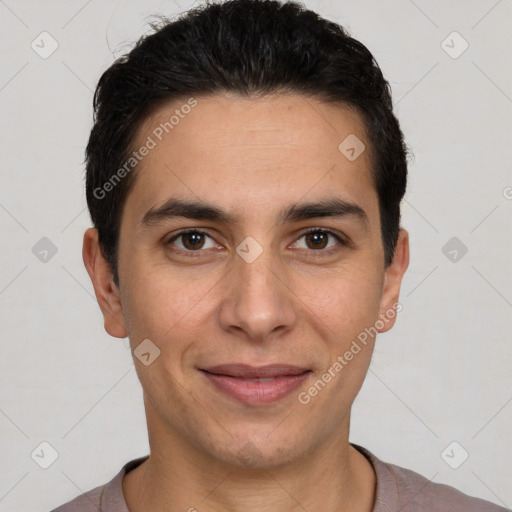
left=51, top=455, right=148, bottom=512
left=386, top=460, right=508, bottom=511
left=352, top=444, right=509, bottom=512
left=51, top=483, right=105, bottom=512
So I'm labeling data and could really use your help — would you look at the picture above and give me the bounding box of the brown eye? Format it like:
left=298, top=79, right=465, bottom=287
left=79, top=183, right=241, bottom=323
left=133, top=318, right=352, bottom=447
left=304, top=231, right=329, bottom=250
left=294, top=229, right=344, bottom=251
left=168, top=230, right=217, bottom=251
left=181, top=232, right=205, bottom=250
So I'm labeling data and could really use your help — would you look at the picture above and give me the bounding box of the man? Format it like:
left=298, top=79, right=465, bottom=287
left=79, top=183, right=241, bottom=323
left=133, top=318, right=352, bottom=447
left=53, top=0, right=508, bottom=510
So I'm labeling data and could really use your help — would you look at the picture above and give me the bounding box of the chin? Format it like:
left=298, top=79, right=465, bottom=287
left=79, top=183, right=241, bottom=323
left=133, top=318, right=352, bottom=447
left=206, top=430, right=306, bottom=471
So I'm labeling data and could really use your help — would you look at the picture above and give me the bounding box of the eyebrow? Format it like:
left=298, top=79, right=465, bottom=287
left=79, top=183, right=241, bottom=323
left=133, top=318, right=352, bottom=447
left=140, top=197, right=368, bottom=229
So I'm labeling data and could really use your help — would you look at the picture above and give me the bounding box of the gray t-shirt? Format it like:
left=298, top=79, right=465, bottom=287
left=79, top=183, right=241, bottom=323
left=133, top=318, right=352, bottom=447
left=52, top=444, right=509, bottom=511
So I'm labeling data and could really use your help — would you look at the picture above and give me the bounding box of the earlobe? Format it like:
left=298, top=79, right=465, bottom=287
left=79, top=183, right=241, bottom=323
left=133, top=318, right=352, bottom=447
left=82, top=227, right=128, bottom=339
left=377, top=228, right=410, bottom=334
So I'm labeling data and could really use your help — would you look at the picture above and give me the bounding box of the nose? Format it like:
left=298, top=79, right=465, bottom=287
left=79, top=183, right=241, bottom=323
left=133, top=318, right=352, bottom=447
left=218, top=245, right=298, bottom=343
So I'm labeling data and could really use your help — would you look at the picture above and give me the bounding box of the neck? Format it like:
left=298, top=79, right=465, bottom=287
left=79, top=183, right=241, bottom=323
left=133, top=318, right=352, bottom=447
left=123, top=403, right=376, bottom=512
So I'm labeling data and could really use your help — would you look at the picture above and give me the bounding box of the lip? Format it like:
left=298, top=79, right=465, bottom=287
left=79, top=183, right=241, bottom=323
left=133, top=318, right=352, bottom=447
left=200, top=364, right=312, bottom=405
left=202, top=364, right=309, bottom=378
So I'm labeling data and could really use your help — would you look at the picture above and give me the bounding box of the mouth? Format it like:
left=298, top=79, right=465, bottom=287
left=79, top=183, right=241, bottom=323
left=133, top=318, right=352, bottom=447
left=199, top=364, right=312, bottom=405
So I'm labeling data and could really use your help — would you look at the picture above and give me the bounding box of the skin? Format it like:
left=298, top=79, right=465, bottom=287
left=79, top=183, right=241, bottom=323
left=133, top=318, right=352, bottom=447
left=83, top=92, right=409, bottom=512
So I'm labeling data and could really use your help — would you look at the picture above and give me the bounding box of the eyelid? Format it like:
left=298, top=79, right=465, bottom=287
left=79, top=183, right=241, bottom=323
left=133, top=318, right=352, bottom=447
left=292, top=227, right=349, bottom=250
left=298, top=226, right=347, bottom=242
left=167, top=228, right=218, bottom=247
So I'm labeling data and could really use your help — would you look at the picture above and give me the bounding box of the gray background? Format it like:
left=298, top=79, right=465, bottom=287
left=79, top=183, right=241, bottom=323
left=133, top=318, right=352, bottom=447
left=0, top=0, right=511, bottom=510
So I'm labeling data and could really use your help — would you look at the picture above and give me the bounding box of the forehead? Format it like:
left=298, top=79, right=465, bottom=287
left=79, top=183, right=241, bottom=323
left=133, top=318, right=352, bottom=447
left=124, top=92, right=377, bottom=224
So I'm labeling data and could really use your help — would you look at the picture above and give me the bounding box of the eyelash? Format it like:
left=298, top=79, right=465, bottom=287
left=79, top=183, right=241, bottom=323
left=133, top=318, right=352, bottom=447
left=166, top=227, right=348, bottom=255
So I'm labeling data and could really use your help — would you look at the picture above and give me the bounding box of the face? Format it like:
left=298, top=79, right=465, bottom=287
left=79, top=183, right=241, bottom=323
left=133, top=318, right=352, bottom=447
left=84, top=92, right=409, bottom=469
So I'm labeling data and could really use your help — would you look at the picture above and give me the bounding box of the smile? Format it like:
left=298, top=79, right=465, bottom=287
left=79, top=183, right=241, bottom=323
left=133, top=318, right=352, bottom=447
left=200, top=364, right=312, bottom=405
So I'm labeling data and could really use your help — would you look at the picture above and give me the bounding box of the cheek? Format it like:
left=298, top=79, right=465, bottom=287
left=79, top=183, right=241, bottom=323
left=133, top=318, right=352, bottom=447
left=121, top=265, right=218, bottom=348
left=296, top=265, right=382, bottom=345
left=296, top=272, right=381, bottom=415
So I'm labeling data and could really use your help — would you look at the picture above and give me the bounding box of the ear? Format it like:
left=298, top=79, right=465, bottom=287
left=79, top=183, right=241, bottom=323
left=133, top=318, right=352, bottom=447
left=377, top=228, right=409, bottom=333
left=82, top=227, right=128, bottom=338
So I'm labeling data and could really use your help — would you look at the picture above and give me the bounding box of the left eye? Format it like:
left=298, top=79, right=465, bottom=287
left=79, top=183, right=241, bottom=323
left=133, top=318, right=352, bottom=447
left=293, top=229, right=343, bottom=250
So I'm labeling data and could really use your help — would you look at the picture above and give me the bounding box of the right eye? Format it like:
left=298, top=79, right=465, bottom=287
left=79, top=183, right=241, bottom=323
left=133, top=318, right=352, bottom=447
left=167, top=229, right=219, bottom=252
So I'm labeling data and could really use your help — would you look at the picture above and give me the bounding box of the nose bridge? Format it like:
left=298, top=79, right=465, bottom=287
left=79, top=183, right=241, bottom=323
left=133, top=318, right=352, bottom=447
left=219, top=240, right=296, bottom=340
left=236, top=244, right=282, bottom=310
left=238, top=249, right=277, bottom=298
